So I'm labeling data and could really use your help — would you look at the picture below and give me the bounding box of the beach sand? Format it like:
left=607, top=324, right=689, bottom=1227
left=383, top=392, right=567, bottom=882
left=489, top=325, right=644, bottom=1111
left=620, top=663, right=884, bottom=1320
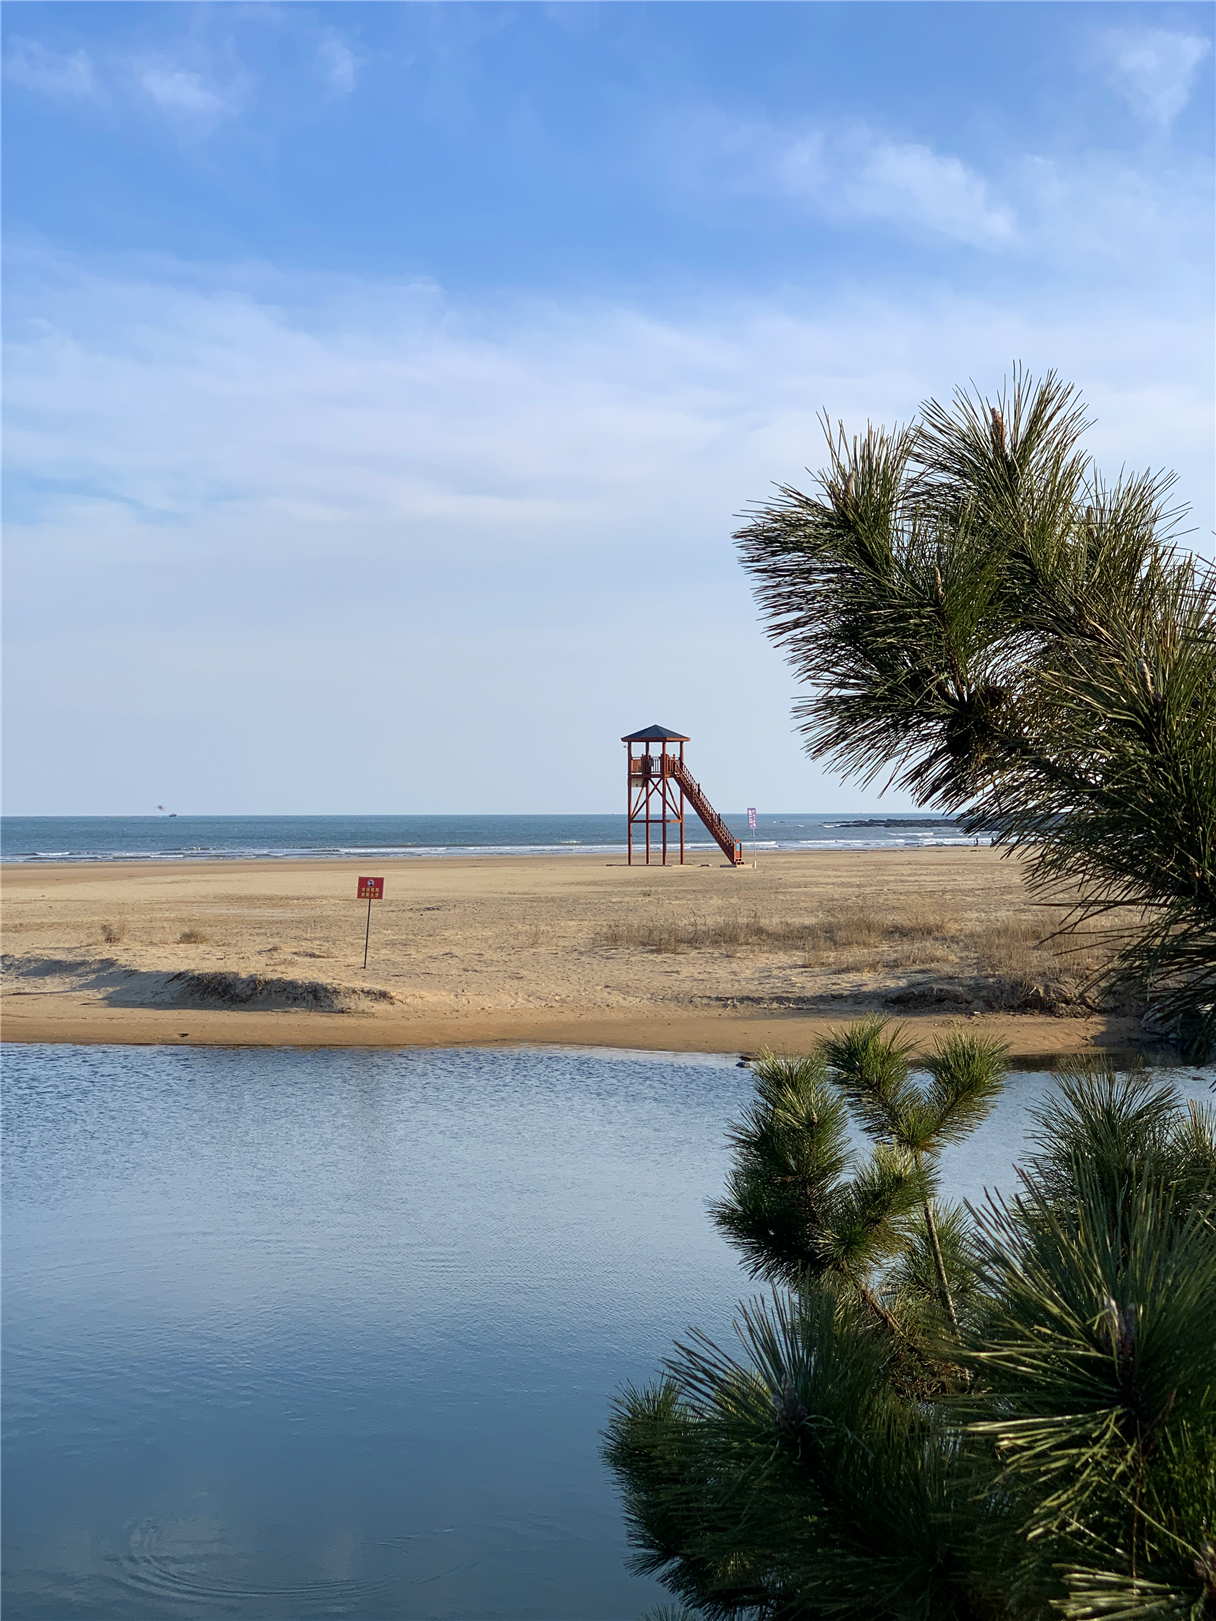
left=2, top=848, right=1142, bottom=1058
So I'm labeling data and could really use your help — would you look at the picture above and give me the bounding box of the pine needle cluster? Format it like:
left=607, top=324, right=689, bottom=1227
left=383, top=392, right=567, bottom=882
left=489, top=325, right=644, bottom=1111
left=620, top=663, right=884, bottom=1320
left=605, top=1027, right=1216, bottom=1620
left=734, top=369, right=1216, bottom=1059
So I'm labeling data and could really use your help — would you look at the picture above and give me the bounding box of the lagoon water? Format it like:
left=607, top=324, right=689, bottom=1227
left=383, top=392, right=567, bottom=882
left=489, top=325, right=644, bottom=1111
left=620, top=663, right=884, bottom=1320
left=4, top=1045, right=1212, bottom=1620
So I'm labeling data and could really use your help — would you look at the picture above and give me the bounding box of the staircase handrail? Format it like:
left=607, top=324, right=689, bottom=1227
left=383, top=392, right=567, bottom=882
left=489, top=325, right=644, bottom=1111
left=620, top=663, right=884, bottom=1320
left=670, top=759, right=743, bottom=864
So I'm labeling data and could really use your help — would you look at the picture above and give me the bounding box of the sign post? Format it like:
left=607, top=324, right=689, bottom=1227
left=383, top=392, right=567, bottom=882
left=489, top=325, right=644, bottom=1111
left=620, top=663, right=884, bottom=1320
left=357, top=876, right=384, bottom=968
left=747, top=807, right=758, bottom=869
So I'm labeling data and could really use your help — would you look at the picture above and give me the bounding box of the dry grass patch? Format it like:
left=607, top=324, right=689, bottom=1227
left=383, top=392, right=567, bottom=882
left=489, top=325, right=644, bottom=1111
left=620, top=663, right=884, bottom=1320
left=801, top=909, right=885, bottom=953
left=178, top=928, right=210, bottom=944
left=595, top=900, right=1123, bottom=1008
left=595, top=899, right=1126, bottom=1008
left=941, top=915, right=1127, bottom=1011
left=887, top=904, right=961, bottom=941
left=971, top=919, right=1045, bottom=980
left=972, top=918, right=1111, bottom=982
left=798, top=906, right=963, bottom=967
left=598, top=912, right=811, bottom=955
left=901, top=942, right=959, bottom=967
left=100, top=921, right=126, bottom=944
left=597, top=907, right=960, bottom=960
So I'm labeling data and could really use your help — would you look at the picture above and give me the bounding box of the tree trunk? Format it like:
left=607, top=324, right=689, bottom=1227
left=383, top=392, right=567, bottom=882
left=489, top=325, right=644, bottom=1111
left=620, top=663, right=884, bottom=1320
left=922, top=1184, right=959, bottom=1331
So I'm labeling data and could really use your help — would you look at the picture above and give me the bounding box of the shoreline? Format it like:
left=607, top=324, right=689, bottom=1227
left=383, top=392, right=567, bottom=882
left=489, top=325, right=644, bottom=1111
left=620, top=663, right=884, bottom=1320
left=1, top=844, right=992, bottom=874
left=2, top=849, right=1149, bottom=1059
left=0, top=997, right=1144, bottom=1063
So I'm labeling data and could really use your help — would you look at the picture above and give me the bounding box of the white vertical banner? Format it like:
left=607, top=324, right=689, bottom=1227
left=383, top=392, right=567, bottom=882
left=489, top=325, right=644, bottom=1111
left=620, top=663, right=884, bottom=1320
left=747, top=807, right=757, bottom=868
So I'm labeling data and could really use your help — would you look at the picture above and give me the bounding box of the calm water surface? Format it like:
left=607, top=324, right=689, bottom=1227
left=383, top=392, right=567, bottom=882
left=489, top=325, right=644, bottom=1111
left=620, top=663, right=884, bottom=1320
left=4, top=1045, right=1211, bottom=1620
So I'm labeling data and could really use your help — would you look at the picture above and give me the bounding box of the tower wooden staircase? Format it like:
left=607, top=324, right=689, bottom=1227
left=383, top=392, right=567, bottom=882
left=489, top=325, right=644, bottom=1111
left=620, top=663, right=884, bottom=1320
left=670, top=757, right=743, bottom=864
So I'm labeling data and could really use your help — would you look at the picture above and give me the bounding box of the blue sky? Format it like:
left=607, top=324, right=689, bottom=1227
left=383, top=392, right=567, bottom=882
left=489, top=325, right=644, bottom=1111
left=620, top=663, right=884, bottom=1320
left=3, top=1, right=1213, bottom=815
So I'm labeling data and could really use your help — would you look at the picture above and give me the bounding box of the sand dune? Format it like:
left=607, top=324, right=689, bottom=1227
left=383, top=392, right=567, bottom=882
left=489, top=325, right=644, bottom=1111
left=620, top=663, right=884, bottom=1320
left=2, top=848, right=1144, bottom=1057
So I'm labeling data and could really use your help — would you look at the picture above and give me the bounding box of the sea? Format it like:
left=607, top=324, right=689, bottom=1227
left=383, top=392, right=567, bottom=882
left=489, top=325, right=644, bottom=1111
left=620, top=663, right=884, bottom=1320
left=0, top=813, right=989, bottom=864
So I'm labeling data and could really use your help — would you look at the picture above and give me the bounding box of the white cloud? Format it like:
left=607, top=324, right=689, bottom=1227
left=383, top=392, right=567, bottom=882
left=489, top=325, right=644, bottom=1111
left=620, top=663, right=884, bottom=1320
left=835, top=135, right=1016, bottom=246
left=4, top=39, right=96, bottom=98
left=318, top=32, right=359, bottom=95
left=4, top=37, right=244, bottom=126
left=674, top=110, right=1210, bottom=277
left=134, top=61, right=236, bottom=124
left=1098, top=26, right=1212, bottom=126
left=681, top=116, right=1016, bottom=249
left=2, top=253, right=1210, bottom=813
left=5, top=258, right=1209, bottom=578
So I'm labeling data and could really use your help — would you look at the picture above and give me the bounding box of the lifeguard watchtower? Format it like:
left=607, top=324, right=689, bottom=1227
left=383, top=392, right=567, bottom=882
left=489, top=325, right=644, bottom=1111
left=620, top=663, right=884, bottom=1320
left=623, top=725, right=744, bottom=866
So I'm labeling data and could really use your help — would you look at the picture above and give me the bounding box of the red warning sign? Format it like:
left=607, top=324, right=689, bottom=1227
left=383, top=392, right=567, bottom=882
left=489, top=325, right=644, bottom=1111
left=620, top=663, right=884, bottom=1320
left=357, top=876, right=384, bottom=900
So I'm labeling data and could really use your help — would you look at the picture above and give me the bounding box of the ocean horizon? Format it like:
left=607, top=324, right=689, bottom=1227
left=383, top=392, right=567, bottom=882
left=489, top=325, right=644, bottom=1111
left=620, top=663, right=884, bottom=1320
left=0, top=812, right=991, bottom=864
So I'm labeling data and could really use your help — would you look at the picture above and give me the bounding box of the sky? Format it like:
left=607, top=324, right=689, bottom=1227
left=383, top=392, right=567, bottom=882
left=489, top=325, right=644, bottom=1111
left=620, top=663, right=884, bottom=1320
left=3, top=1, right=1213, bottom=816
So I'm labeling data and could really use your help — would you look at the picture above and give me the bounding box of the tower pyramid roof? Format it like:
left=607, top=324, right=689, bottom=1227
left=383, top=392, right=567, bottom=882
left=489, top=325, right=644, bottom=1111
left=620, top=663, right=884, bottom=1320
left=621, top=724, right=690, bottom=742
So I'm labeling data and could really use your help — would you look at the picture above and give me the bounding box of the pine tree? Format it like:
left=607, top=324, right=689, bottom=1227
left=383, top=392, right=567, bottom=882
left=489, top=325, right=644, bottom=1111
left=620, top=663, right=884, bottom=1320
left=605, top=1029, right=1216, bottom=1620
left=733, top=370, right=1216, bottom=1059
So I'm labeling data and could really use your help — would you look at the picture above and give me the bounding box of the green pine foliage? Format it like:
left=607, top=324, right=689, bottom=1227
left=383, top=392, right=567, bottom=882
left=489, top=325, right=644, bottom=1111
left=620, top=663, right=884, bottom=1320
left=707, top=1050, right=925, bottom=1294
left=605, top=1027, right=1216, bottom=1620
left=734, top=368, right=1216, bottom=1059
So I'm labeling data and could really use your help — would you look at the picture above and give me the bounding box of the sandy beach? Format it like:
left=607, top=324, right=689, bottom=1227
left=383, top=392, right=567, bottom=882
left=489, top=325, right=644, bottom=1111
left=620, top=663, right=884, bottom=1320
left=0, top=847, right=1146, bottom=1058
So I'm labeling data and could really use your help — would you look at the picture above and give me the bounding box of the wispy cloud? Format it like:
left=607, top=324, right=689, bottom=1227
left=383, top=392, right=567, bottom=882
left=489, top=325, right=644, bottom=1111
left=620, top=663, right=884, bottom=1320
left=681, top=116, right=1016, bottom=249
left=6, top=253, right=1209, bottom=572
left=1097, top=26, right=1212, bottom=126
left=3, top=252, right=1210, bottom=812
left=4, top=38, right=96, bottom=99
left=317, top=31, right=359, bottom=96
left=6, top=33, right=244, bottom=130
left=823, top=133, right=1015, bottom=246
left=132, top=59, right=240, bottom=125
left=670, top=108, right=1210, bottom=280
